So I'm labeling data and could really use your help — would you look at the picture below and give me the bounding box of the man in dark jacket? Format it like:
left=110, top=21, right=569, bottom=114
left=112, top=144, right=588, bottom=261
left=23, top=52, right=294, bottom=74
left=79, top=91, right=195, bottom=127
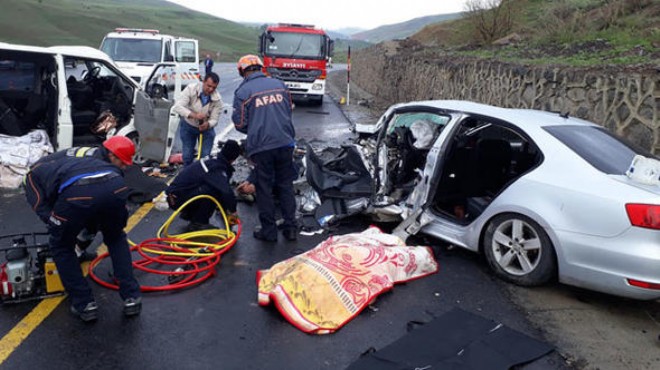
left=24, top=136, right=142, bottom=322
left=166, top=140, right=240, bottom=231
left=204, top=54, right=214, bottom=77
left=232, top=54, right=297, bottom=242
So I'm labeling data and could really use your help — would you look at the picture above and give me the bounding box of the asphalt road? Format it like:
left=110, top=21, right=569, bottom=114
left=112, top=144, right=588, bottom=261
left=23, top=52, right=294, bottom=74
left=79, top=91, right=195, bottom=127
left=0, top=64, right=567, bottom=370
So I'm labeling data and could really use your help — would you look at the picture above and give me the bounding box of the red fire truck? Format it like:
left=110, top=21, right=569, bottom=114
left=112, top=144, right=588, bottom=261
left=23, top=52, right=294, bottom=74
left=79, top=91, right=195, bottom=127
left=259, top=24, right=334, bottom=105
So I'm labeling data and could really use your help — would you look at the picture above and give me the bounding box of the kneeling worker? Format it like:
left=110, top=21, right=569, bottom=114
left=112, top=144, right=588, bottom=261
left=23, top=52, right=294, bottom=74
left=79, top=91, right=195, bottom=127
left=24, top=136, right=142, bottom=322
left=166, top=140, right=240, bottom=231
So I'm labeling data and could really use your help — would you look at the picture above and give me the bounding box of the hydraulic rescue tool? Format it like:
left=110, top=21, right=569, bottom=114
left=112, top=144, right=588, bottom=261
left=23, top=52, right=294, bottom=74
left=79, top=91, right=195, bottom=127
left=0, top=232, right=65, bottom=304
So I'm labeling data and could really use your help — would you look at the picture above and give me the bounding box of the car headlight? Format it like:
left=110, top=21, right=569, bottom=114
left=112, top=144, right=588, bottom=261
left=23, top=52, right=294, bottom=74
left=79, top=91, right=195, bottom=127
left=311, top=83, right=323, bottom=91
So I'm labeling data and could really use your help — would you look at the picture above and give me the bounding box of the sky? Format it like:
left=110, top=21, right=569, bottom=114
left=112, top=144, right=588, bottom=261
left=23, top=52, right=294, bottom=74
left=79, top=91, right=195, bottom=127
left=166, top=0, right=470, bottom=30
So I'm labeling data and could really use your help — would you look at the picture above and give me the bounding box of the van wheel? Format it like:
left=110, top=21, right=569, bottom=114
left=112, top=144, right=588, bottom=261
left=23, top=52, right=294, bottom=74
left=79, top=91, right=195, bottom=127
left=483, top=213, right=556, bottom=286
left=127, top=133, right=147, bottom=166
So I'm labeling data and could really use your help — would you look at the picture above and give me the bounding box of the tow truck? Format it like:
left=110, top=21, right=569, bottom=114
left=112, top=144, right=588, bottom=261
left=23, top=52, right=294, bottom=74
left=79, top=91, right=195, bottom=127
left=100, top=28, right=200, bottom=88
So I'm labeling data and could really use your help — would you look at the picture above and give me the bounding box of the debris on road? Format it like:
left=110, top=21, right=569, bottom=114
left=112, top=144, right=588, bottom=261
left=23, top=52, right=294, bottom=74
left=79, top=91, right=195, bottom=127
left=346, top=308, right=553, bottom=370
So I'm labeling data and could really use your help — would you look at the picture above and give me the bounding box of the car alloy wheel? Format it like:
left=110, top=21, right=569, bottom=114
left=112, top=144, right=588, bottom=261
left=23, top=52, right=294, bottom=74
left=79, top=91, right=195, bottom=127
left=483, top=213, right=556, bottom=286
left=127, top=132, right=147, bottom=166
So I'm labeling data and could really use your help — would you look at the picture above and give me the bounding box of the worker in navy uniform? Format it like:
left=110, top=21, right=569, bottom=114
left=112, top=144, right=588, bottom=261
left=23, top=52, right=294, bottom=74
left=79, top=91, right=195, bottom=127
left=24, top=136, right=142, bottom=322
left=47, top=145, right=122, bottom=263
left=166, top=140, right=240, bottom=231
left=232, top=54, right=297, bottom=242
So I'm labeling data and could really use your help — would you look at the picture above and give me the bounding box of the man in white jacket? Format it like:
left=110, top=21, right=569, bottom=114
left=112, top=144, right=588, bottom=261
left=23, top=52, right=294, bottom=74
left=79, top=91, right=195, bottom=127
left=173, top=72, right=223, bottom=166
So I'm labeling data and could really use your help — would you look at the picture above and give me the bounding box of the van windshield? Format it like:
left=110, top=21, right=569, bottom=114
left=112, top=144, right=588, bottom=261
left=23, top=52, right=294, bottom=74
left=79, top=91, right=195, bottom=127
left=101, top=38, right=162, bottom=63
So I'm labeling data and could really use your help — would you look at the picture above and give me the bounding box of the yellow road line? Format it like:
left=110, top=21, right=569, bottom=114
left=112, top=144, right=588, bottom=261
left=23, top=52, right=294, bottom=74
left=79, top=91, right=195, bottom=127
left=0, top=202, right=154, bottom=365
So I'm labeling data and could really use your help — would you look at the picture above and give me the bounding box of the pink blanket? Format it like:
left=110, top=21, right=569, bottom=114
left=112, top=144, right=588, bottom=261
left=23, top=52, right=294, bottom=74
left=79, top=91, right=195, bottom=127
left=257, top=227, right=439, bottom=334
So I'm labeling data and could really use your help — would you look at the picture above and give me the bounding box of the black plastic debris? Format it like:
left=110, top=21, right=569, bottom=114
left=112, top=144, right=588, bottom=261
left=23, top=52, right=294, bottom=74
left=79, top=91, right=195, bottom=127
left=305, top=144, right=372, bottom=199
left=346, top=308, right=553, bottom=370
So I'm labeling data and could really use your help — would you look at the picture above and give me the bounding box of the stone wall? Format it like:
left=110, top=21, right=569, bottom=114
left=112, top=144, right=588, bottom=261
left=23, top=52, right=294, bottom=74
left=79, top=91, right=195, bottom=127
left=353, top=42, right=660, bottom=153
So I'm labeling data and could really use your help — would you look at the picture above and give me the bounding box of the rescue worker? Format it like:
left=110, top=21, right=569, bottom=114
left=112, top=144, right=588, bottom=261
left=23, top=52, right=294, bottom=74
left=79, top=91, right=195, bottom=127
left=24, top=136, right=142, bottom=322
left=166, top=140, right=240, bottom=231
left=173, top=72, right=223, bottom=166
left=232, top=55, right=297, bottom=242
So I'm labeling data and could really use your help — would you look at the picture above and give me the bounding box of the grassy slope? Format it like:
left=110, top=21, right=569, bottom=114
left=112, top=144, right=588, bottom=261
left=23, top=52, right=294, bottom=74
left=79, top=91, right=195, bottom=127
left=0, top=0, right=259, bottom=61
left=411, top=0, right=660, bottom=66
left=353, top=13, right=463, bottom=43
left=333, top=39, right=373, bottom=63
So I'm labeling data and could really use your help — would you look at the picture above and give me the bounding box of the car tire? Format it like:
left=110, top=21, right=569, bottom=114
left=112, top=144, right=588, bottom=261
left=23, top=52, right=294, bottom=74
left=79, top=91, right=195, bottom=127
left=126, top=132, right=147, bottom=166
left=483, top=213, right=556, bottom=286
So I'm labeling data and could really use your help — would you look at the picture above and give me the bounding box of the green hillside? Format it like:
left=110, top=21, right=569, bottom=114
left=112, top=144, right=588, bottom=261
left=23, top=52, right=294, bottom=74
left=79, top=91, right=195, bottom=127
left=332, top=39, right=373, bottom=63
left=0, top=0, right=259, bottom=61
left=411, top=0, right=660, bottom=66
left=352, top=13, right=463, bottom=43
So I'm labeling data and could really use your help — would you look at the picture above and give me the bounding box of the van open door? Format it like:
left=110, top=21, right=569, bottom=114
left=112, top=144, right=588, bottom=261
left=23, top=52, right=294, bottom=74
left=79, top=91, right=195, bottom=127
left=174, top=39, right=200, bottom=81
left=132, top=63, right=180, bottom=164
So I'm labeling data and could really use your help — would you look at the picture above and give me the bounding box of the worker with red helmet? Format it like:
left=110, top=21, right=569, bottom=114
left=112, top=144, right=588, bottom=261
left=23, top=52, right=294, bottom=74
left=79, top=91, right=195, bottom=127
left=232, top=55, right=297, bottom=242
left=24, top=136, right=141, bottom=322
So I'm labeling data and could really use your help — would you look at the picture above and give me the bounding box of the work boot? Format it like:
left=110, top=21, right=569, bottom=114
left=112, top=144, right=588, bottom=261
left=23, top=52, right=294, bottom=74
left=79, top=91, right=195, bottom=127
left=282, top=228, right=298, bottom=241
left=70, top=301, right=98, bottom=322
left=77, top=249, right=97, bottom=263
left=253, top=230, right=277, bottom=242
left=123, top=297, right=142, bottom=317
left=75, top=235, right=96, bottom=263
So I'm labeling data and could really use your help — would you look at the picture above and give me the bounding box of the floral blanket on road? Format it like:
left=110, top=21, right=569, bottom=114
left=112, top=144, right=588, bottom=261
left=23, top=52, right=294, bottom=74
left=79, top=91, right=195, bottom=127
left=257, top=227, right=439, bottom=334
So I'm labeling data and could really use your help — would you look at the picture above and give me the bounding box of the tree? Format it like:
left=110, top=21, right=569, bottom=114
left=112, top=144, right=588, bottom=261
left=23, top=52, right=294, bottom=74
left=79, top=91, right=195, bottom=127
left=464, top=0, right=514, bottom=43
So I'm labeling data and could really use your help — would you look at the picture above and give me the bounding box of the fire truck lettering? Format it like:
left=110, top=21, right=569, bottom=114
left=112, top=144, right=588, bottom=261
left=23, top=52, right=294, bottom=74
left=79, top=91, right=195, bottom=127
left=255, top=93, right=284, bottom=107
left=283, top=63, right=306, bottom=68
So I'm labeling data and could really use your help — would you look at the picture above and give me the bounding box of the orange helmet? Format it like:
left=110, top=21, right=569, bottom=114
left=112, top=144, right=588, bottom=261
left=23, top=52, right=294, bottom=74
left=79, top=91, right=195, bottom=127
left=103, top=136, right=135, bottom=165
left=237, top=54, right=263, bottom=76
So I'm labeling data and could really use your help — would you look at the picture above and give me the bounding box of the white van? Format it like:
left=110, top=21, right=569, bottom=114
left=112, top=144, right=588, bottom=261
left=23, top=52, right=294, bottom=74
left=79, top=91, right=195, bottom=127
left=0, top=42, right=183, bottom=165
left=99, top=28, right=200, bottom=87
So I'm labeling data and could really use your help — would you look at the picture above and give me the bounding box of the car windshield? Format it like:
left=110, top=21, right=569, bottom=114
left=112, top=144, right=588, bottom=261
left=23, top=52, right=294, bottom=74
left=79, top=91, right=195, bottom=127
left=544, top=125, right=656, bottom=174
left=386, top=112, right=450, bottom=135
left=100, top=38, right=162, bottom=63
left=265, top=32, right=324, bottom=59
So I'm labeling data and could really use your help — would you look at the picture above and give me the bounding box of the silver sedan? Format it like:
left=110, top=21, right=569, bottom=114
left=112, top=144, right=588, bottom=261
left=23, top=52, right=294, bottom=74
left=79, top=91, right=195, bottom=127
left=333, top=100, right=660, bottom=300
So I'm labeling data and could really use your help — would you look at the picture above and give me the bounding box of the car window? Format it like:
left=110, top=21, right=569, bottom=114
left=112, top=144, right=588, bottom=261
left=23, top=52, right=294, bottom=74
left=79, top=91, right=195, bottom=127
left=0, top=61, right=35, bottom=92
left=386, top=112, right=450, bottom=135
left=175, top=41, right=196, bottom=63
left=544, top=125, right=655, bottom=174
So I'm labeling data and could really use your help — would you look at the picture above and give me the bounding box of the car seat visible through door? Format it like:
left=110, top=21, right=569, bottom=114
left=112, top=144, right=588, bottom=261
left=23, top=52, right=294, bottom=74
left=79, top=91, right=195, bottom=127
left=475, top=138, right=512, bottom=196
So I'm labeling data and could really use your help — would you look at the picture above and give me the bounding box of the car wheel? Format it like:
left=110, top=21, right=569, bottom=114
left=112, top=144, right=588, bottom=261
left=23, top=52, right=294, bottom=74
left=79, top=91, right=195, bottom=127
left=483, top=213, right=556, bottom=286
left=126, top=133, right=147, bottom=166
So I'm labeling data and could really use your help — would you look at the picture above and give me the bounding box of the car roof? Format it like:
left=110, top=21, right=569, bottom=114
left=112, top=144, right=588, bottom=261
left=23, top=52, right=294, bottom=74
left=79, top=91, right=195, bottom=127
left=393, top=100, right=600, bottom=129
left=0, top=42, right=115, bottom=63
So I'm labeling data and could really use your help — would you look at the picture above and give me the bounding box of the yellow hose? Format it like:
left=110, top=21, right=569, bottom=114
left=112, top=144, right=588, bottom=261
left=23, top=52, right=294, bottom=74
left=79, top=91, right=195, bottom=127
left=130, top=194, right=237, bottom=258
left=196, top=132, right=203, bottom=160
